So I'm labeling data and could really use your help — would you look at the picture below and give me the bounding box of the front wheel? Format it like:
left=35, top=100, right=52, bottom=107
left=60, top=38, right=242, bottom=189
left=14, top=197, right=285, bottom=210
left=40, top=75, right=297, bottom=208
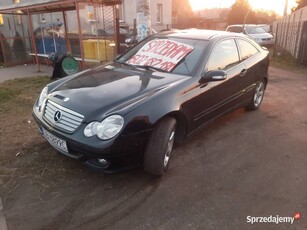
left=245, top=80, right=266, bottom=111
left=143, top=117, right=176, bottom=176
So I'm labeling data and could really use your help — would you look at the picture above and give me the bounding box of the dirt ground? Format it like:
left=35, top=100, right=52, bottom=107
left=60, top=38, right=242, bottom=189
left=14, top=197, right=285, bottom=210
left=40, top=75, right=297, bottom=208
left=0, top=67, right=307, bottom=230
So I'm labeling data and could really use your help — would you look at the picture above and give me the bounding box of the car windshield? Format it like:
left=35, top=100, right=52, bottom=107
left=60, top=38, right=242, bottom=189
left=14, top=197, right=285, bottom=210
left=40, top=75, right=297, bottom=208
left=245, top=26, right=266, bottom=34
left=116, top=36, right=208, bottom=76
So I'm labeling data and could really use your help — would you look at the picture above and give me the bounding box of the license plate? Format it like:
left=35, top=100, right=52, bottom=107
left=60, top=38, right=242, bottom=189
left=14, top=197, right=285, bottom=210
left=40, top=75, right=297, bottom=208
left=42, top=128, right=68, bottom=153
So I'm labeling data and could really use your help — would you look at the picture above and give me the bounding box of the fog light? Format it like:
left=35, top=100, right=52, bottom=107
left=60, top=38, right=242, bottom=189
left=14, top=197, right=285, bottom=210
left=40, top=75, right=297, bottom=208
left=98, top=158, right=109, bottom=166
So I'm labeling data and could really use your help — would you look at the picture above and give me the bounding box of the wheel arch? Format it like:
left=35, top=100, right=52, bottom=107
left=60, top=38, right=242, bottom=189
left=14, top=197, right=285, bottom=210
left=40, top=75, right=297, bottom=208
left=155, top=110, right=188, bottom=144
left=263, top=76, right=268, bottom=89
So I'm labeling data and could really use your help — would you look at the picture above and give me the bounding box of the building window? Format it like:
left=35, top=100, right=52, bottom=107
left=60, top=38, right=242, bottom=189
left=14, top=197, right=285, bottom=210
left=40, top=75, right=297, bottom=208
left=157, top=4, right=162, bottom=23
left=0, top=14, right=3, bottom=25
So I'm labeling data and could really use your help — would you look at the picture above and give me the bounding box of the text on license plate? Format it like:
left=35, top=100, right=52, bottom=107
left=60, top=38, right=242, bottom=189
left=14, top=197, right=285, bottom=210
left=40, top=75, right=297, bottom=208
left=42, top=128, right=68, bottom=153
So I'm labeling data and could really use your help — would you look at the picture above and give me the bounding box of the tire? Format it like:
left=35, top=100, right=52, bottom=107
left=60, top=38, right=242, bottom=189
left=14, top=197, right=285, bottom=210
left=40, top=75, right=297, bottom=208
left=245, top=80, right=266, bottom=111
left=143, top=117, right=176, bottom=176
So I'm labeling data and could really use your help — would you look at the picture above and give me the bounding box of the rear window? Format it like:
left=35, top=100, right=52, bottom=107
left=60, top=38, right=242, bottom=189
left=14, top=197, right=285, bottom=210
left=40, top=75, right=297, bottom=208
left=227, top=26, right=243, bottom=33
left=237, top=39, right=259, bottom=61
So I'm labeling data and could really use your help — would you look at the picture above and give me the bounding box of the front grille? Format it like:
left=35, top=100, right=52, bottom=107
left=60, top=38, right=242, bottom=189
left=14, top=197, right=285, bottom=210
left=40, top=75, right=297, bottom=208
left=43, top=100, right=84, bottom=133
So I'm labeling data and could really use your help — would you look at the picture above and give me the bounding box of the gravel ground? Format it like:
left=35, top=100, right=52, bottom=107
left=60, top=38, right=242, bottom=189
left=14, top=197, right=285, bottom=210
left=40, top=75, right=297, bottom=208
left=0, top=66, right=306, bottom=230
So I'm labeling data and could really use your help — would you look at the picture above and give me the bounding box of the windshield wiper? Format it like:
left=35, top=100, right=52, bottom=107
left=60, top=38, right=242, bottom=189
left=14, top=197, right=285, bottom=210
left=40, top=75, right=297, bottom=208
left=132, top=65, right=168, bottom=73
left=115, top=60, right=134, bottom=67
left=115, top=60, right=168, bottom=73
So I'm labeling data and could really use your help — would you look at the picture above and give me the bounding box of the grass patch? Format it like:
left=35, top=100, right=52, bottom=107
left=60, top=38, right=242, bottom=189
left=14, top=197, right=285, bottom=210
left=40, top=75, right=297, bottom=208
left=269, top=47, right=307, bottom=74
left=0, top=76, right=51, bottom=163
left=0, top=87, right=17, bottom=103
left=0, top=76, right=85, bottom=199
left=0, top=76, right=51, bottom=113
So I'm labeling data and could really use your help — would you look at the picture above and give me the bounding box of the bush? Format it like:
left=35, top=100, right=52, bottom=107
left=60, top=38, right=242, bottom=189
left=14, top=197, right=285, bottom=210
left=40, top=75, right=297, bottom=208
left=13, top=32, right=27, bottom=61
left=0, top=32, right=12, bottom=62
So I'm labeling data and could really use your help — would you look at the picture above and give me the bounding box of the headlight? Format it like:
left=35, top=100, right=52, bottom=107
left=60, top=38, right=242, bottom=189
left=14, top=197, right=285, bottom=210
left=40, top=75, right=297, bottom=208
left=254, top=38, right=261, bottom=42
left=84, top=115, right=124, bottom=140
left=38, top=86, right=48, bottom=107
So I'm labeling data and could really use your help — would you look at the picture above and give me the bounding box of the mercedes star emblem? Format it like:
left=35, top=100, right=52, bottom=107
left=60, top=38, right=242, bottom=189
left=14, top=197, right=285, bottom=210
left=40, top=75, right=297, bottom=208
left=54, top=110, right=62, bottom=122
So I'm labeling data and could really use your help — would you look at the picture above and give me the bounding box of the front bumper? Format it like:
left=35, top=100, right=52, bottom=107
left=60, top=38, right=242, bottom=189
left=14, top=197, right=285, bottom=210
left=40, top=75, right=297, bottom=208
left=32, top=107, right=152, bottom=172
left=258, top=39, right=275, bottom=47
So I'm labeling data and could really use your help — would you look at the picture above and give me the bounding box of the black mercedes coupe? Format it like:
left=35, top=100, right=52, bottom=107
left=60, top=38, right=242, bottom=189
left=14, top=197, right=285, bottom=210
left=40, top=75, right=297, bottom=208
left=33, top=29, right=269, bottom=175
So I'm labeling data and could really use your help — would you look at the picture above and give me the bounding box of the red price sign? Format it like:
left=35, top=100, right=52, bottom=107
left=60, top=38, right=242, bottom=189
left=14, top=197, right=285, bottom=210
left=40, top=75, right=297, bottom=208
left=126, top=39, right=194, bottom=72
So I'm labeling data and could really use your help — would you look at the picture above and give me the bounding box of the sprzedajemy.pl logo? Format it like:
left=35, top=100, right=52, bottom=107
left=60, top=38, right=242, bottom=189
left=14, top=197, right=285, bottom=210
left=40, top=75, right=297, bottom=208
left=247, top=212, right=301, bottom=225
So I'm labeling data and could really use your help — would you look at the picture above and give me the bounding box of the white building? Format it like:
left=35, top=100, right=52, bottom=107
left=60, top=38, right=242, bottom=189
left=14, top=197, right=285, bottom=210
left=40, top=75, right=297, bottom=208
left=119, top=0, right=172, bottom=32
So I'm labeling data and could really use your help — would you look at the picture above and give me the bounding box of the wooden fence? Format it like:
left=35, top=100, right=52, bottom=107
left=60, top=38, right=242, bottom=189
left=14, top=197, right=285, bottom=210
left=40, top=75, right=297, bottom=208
left=273, top=6, right=307, bottom=65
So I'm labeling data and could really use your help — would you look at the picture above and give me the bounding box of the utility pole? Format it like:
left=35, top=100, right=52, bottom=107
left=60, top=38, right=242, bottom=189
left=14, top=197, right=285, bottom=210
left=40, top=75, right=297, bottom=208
left=115, top=4, right=121, bottom=55
left=243, top=8, right=251, bottom=26
left=136, top=0, right=152, bottom=42
left=284, top=0, right=288, bottom=16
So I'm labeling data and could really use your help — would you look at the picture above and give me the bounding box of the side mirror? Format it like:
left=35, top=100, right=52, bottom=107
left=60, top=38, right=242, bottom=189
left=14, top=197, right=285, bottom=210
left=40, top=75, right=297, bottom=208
left=200, top=70, right=227, bottom=84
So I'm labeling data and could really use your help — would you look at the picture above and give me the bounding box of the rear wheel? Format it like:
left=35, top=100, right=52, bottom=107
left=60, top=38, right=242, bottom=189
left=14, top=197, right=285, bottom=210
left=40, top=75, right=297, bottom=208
left=245, top=80, right=266, bottom=111
left=143, top=117, right=176, bottom=176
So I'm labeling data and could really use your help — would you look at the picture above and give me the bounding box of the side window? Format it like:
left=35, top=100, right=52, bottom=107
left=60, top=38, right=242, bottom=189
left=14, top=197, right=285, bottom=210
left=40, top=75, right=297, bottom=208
left=237, top=39, right=259, bottom=61
left=207, top=39, right=240, bottom=71
left=237, top=27, right=243, bottom=33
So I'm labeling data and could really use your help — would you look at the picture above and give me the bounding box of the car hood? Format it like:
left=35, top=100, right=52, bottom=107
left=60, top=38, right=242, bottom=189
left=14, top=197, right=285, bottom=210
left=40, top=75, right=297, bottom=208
left=248, top=33, right=273, bottom=39
left=47, top=63, right=187, bottom=121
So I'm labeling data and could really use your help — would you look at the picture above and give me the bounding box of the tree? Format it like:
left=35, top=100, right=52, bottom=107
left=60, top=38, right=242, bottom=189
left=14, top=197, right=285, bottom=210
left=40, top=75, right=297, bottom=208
left=254, top=10, right=280, bottom=24
left=292, top=0, right=307, bottom=12
left=227, top=0, right=252, bottom=25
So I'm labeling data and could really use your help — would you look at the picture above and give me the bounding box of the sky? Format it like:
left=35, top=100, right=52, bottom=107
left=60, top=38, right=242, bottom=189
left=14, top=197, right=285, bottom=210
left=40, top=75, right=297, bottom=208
left=189, top=0, right=297, bottom=15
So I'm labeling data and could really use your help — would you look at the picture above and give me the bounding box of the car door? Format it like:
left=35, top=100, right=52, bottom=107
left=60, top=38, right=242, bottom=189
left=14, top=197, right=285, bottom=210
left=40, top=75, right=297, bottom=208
left=182, top=38, right=247, bottom=135
left=235, top=38, right=264, bottom=100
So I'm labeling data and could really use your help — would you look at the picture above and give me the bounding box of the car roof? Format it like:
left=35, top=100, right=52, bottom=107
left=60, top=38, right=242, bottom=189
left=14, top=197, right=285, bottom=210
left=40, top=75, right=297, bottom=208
left=157, top=29, right=243, bottom=41
left=227, top=24, right=260, bottom=28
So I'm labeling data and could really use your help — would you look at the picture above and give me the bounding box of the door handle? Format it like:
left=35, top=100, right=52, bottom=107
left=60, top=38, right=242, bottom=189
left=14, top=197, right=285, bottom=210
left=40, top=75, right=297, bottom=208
left=240, top=69, right=247, bottom=77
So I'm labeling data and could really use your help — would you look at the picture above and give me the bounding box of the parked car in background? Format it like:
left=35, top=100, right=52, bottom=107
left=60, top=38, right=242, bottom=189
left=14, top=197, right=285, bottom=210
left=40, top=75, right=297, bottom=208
left=226, top=24, right=274, bottom=47
left=258, top=24, right=271, bottom=33
left=33, top=29, right=269, bottom=176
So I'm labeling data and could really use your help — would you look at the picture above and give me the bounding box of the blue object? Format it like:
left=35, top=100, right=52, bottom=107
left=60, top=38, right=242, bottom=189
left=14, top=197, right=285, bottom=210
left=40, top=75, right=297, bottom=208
left=34, top=22, right=67, bottom=54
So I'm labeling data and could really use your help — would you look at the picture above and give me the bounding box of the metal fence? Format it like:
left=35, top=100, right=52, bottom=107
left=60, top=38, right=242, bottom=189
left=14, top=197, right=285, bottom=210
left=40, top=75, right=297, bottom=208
left=0, top=13, right=33, bottom=66
left=76, top=3, right=117, bottom=65
left=0, top=3, right=117, bottom=67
